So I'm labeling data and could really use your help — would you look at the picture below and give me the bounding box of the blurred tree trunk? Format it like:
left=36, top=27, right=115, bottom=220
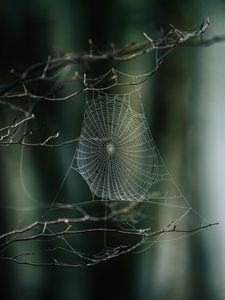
left=85, top=1, right=136, bottom=299
left=136, top=2, right=225, bottom=299
left=136, top=1, right=210, bottom=299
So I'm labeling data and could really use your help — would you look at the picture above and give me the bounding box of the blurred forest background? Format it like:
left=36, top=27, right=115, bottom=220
left=0, top=0, right=225, bottom=299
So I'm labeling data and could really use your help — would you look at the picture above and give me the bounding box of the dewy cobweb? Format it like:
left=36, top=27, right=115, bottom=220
left=74, top=69, right=183, bottom=204
left=0, top=67, right=213, bottom=267
left=48, top=68, right=207, bottom=264
left=75, top=88, right=159, bottom=200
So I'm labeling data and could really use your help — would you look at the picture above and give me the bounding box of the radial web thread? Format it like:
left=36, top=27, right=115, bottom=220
left=2, top=68, right=212, bottom=267
left=73, top=69, right=187, bottom=209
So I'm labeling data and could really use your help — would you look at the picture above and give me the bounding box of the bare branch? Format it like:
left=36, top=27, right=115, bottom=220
left=0, top=18, right=213, bottom=103
left=0, top=215, right=218, bottom=267
left=0, top=19, right=221, bottom=268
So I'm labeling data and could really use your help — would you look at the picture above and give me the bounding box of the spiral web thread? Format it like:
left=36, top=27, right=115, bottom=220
left=0, top=68, right=211, bottom=267
left=48, top=68, right=204, bottom=263
left=74, top=69, right=188, bottom=206
left=75, top=90, right=159, bottom=201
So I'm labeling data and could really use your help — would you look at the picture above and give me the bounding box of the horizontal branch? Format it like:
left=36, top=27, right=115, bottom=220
left=0, top=18, right=212, bottom=101
left=0, top=221, right=218, bottom=267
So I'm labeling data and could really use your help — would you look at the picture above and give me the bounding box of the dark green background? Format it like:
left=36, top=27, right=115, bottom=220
left=0, top=1, right=224, bottom=299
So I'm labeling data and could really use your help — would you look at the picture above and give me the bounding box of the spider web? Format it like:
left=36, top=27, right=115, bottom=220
left=59, top=69, right=189, bottom=207
left=32, top=68, right=207, bottom=265
left=0, top=68, right=212, bottom=267
left=75, top=89, right=159, bottom=201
